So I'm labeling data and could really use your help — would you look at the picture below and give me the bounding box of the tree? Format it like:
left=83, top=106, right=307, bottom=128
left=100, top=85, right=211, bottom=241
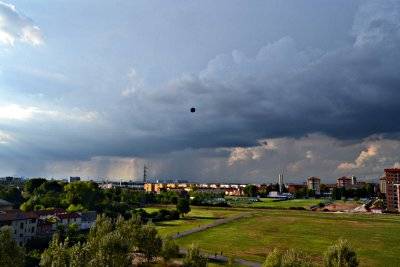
left=263, top=248, right=314, bottom=267
left=135, top=225, right=162, bottom=262
left=40, top=234, right=70, bottom=267
left=183, top=244, right=207, bottom=267
left=244, top=185, right=258, bottom=197
left=161, top=236, right=180, bottom=263
left=176, top=197, right=191, bottom=217
left=324, top=239, right=359, bottom=267
left=23, top=178, right=47, bottom=197
left=64, top=181, right=102, bottom=210
left=0, top=226, right=25, bottom=267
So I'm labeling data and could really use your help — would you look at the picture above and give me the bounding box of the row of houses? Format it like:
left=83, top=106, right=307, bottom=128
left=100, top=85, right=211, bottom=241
left=0, top=207, right=96, bottom=246
left=143, top=182, right=247, bottom=196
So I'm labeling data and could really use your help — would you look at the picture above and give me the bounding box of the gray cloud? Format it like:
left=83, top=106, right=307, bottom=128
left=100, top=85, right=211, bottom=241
left=1, top=0, right=400, bottom=181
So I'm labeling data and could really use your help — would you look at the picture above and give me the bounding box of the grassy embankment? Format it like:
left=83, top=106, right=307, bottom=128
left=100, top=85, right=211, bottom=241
left=175, top=209, right=400, bottom=266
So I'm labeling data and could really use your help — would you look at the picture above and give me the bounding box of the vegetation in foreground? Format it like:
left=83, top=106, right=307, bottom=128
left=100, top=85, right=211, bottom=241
left=176, top=209, right=400, bottom=266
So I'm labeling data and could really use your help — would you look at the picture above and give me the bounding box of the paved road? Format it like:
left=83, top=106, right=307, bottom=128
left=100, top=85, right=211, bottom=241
left=173, top=212, right=262, bottom=267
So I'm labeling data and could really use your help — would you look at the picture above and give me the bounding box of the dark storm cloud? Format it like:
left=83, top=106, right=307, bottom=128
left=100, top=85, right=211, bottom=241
left=102, top=0, right=400, bottom=158
left=2, top=0, right=400, bottom=180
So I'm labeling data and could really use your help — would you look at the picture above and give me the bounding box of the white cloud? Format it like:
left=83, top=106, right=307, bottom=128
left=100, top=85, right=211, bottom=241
left=0, top=1, right=43, bottom=46
left=0, top=104, right=39, bottom=120
left=337, top=144, right=380, bottom=170
left=0, top=103, right=98, bottom=123
left=121, top=68, right=144, bottom=97
left=0, top=130, right=13, bottom=144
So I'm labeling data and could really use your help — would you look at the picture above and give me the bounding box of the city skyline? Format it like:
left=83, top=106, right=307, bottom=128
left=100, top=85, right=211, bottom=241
left=1, top=0, right=400, bottom=182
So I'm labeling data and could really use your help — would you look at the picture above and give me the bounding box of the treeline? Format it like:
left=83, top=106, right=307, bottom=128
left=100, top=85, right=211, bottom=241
left=3, top=179, right=193, bottom=218
left=0, top=215, right=208, bottom=267
left=331, top=185, right=375, bottom=200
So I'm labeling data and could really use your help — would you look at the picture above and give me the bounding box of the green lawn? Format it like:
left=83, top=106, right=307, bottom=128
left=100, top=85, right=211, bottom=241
left=144, top=206, right=248, bottom=237
left=228, top=197, right=326, bottom=209
left=175, top=209, right=400, bottom=266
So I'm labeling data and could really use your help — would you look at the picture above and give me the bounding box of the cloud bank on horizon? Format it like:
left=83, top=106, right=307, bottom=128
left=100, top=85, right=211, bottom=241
left=0, top=0, right=400, bottom=182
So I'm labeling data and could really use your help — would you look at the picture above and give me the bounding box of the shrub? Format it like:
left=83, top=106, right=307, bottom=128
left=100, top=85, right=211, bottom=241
left=183, top=244, right=207, bottom=267
left=263, top=248, right=314, bottom=267
left=324, top=239, right=359, bottom=267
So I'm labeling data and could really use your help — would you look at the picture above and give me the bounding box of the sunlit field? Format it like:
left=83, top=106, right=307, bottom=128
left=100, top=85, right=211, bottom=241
left=175, top=209, right=400, bottom=266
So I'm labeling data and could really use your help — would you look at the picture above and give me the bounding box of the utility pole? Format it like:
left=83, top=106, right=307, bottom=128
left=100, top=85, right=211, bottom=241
left=143, top=164, right=148, bottom=183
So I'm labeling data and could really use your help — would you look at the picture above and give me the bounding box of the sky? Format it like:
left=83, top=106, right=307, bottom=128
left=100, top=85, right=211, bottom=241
left=1, top=0, right=400, bottom=183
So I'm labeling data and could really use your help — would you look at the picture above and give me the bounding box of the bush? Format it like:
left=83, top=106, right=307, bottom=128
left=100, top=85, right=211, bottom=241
left=161, top=236, right=180, bottom=262
left=263, top=248, right=314, bottom=267
left=183, top=244, right=207, bottom=267
left=324, top=239, right=359, bottom=267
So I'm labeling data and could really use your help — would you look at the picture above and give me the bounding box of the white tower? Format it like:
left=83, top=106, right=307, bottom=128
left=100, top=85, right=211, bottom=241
left=278, top=173, right=284, bottom=194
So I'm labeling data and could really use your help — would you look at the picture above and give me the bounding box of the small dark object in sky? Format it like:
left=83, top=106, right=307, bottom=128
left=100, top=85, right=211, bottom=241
left=190, top=107, right=196, bottom=113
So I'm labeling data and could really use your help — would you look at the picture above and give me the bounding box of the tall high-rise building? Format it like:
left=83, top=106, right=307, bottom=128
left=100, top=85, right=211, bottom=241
left=307, top=177, right=321, bottom=195
left=384, top=168, right=400, bottom=212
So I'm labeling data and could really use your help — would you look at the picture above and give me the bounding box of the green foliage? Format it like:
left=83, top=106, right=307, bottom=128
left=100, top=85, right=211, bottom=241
left=324, top=239, right=359, bottom=267
left=23, top=178, right=47, bottom=197
left=40, top=234, right=70, bottom=267
left=263, top=248, right=314, bottom=267
left=156, top=190, right=179, bottom=204
left=183, top=244, right=207, bottom=267
left=20, top=198, right=35, bottom=211
left=64, top=181, right=102, bottom=210
left=0, top=185, right=23, bottom=207
left=135, top=225, right=163, bottom=262
left=161, top=236, right=180, bottom=262
left=67, top=204, right=85, bottom=213
left=40, top=215, right=146, bottom=267
left=244, top=185, right=258, bottom=197
left=176, top=197, right=191, bottom=217
left=0, top=226, right=25, bottom=267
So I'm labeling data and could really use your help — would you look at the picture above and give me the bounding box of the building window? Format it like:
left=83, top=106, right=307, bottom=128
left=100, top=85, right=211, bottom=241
left=20, top=222, right=24, bottom=229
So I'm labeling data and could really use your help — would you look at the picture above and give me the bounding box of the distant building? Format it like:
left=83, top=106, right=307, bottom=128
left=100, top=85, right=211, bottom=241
left=307, top=177, right=321, bottom=195
left=69, top=176, right=81, bottom=183
left=384, top=168, right=400, bottom=212
left=0, top=210, right=38, bottom=246
left=0, top=176, right=24, bottom=186
left=380, top=176, right=387, bottom=194
left=351, top=176, right=357, bottom=185
left=337, top=176, right=352, bottom=188
left=287, top=184, right=306, bottom=194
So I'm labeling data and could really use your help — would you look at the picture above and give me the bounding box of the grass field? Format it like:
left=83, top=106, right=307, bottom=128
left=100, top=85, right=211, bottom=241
left=227, top=197, right=326, bottom=209
left=144, top=206, right=247, bottom=237
left=175, top=209, right=400, bottom=266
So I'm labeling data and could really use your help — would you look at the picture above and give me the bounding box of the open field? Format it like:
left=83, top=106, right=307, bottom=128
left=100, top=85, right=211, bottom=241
left=144, top=206, right=248, bottom=237
left=227, top=197, right=327, bottom=209
left=175, top=209, right=400, bottom=266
